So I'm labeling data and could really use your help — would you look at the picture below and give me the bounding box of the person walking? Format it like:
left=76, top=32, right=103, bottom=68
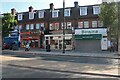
left=110, top=41, right=114, bottom=52
left=25, top=43, right=30, bottom=51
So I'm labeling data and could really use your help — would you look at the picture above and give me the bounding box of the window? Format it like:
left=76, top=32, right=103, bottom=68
left=49, top=23, right=54, bottom=30
left=40, top=23, right=44, bottom=31
left=18, top=14, right=23, bottom=20
left=78, top=22, right=83, bottom=28
left=52, top=10, right=59, bottom=18
left=29, top=12, right=34, bottom=19
left=36, top=23, right=40, bottom=29
left=84, top=21, right=89, bottom=28
left=19, top=25, right=22, bottom=31
left=98, top=21, right=103, bottom=27
left=38, top=11, right=44, bottom=18
left=26, top=24, right=29, bottom=30
left=55, top=23, right=59, bottom=30
left=30, top=24, right=34, bottom=30
left=92, top=21, right=97, bottom=28
left=61, top=22, right=66, bottom=29
left=80, top=7, right=87, bottom=15
left=93, top=6, right=100, bottom=15
left=64, top=9, right=70, bottom=17
left=67, top=22, right=72, bottom=29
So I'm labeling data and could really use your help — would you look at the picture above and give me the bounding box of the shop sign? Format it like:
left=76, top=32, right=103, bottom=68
left=75, top=34, right=102, bottom=40
left=75, top=28, right=107, bottom=35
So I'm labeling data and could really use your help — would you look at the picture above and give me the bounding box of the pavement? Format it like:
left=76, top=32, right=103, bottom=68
left=2, top=48, right=120, bottom=59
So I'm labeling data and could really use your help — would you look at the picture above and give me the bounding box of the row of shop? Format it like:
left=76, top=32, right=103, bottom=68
left=20, top=28, right=108, bottom=52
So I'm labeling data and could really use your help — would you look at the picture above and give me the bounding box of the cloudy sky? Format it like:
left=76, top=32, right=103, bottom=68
left=0, top=0, right=102, bottom=13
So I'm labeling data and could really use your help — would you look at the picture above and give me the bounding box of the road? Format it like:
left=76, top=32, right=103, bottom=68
left=1, top=52, right=119, bottom=79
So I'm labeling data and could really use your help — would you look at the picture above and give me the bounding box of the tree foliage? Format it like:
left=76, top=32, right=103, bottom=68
left=2, top=13, right=17, bottom=37
left=99, top=2, right=117, bottom=40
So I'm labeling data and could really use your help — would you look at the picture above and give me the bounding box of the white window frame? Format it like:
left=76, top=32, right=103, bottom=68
left=55, top=23, right=59, bottom=30
left=84, top=21, right=89, bottom=28
left=18, top=14, right=23, bottom=21
left=49, top=23, right=54, bottom=30
left=29, top=12, right=34, bottom=19
left=92, top=21, right=97, bottom=28
left=78, top=22, right=83, bottom=28
left=30, top=24, right=34, bottom=30
left=38, top=11, right=44, bottom=18
left=40, top=23, right=44, bottom=30
left=98, top=21, right=103, bottom=27
left=26, top=24, right=29, bottom=30
left=64, top=9, right=71, bottom=17
left=67, top=22, right=72, bottom=29
left=93, top=6, right=100, bottom=15
left=80, top=7, right=87, bottom=16
left=61, top=22, right=66, bottom=29
left=52, top=10, right=59, bottom=18
left=36, top=23, right=40, bottom=29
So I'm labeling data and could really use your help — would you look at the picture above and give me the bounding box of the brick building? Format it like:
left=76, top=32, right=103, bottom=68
left=16, top=2, right=107, bottom=51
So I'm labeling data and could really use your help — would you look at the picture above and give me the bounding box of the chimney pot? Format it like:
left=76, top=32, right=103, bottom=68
left=11, top=8, right=16, bottom=16
left=29, top=6, right=33, bottom=12
left=74, top=1, right=79, bottom=8
left=50, top=3, right=54, bottom=11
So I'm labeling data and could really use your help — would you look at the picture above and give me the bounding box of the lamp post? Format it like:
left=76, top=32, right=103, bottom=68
left=63, top=0, right=65, bottom=53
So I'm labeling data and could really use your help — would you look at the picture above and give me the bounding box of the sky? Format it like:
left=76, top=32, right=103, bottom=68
left=0, top=0, right=103, bottom=14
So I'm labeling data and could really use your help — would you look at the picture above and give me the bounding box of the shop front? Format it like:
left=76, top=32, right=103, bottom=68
left=74, top=28, right=107, bottom=52
left=45, top=34, right=73, bottom=50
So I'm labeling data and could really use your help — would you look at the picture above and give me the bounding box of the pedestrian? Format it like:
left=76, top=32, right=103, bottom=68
left=25, top=43, right=30, bottom=51
left=110, top=41, right=114, bottom=52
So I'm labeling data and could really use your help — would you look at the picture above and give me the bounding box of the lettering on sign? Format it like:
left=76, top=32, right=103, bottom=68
left=81, top=30, right=98, bottom=34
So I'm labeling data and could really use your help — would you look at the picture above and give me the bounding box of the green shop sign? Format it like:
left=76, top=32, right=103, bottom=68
left=75, top=34, right=102, bottom=40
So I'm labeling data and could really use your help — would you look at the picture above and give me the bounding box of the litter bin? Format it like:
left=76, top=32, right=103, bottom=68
left=46, top=44, right=51, bottom=52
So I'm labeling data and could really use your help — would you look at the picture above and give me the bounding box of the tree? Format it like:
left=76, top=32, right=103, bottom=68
left=2, top=13, right=17, bottom=38
left=99, top=2, right=117, bottom=41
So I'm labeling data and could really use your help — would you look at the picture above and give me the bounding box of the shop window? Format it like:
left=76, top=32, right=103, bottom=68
left=26, top=24, right=29, bottom=30
left=64, top=9, right=70, bottom=17
left=67, top=22, right=72, bottom=29
left=78, top=22, right=83, bottom=28
left=92, top=21, right=97, bottom=28
left=80, top=7, right=87, bottom=16
left=84, top=21, right=89, bottom=28
left=38, top=11, right=44, bottom=18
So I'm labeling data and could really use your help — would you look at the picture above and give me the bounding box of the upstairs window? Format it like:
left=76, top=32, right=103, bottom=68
left=84, top=21, right=89, bottom=28
left=67, top=22, right=72, bottom=29
left=26, top=24, right=29, bottom=30
left=30, top=24, right=34, bottom=30
left=55, top=23, right=59, bottom=30
left=18, top=14, right=23, bottom=21
left=93, top=6, right=100, bottom=15
left=36, top=23, right=40, bottom=29
left=52, top=10, right=59, bottom=18
left=78, top=22, right=83, bottom=28
left=29, top=12, right=34, bottom=19
left=92, top=21, right=97, bottom=28
left=80, top=7, right=87, bottom=16
left=98, top=21, right=103, bottom=27
left=64, top=9, right=70, bottom=17
left=49, top=23, right=55, bottom=30
left=61, top=22, right=66, bottom=29
left=40, top=23, right=44, bottom=31
left=38, top=11, right=44, bottom=18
